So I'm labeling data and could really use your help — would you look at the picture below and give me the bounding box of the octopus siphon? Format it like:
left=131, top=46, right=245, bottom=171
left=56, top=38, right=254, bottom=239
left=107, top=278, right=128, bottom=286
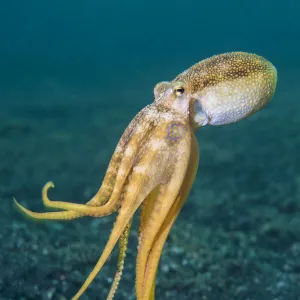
left=15, top=52, right=277, bottom=299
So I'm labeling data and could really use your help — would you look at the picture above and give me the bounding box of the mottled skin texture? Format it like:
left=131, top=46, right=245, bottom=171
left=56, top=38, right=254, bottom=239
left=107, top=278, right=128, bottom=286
left=14, top=52, right=277, bottom=300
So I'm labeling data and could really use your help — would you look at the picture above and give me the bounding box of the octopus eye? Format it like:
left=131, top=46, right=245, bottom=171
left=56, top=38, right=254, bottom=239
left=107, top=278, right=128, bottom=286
left=175, top=87, right=184, bottom=96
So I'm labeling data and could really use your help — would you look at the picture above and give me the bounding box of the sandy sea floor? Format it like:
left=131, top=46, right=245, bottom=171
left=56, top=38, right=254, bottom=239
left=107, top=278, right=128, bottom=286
left=0, top=70, right=300, bottom=300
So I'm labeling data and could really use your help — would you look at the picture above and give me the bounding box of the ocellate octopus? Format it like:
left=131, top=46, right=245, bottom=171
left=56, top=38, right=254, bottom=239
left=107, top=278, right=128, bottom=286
left=15, top=52, right=277, bottom=299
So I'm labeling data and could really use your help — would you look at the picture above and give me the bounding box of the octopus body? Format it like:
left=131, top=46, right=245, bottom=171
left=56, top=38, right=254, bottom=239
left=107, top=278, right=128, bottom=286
left=15, top=52, right=277, bottom=299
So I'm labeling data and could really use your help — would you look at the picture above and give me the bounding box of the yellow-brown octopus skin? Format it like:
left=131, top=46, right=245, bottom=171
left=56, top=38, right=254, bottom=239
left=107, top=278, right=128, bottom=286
left=14, top=52, right=277, bottom=300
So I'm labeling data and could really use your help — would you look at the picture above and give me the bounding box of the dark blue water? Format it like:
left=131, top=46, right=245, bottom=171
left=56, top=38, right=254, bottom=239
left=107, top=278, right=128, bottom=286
left=1, top=1, right=299, bottom=97
left=0, top=1, right=300, bottom=299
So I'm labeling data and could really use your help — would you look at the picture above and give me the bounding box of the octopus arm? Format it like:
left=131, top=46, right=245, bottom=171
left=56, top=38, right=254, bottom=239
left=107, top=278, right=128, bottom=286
left=135, top=126, right=198, bottom=300
left=107, top=218, right=132, bottom=300
left=14, top=108, right=153, bottom=220
left=139, top=132, right=199, bottom=299
left=71, top=113, right=180, bottom=299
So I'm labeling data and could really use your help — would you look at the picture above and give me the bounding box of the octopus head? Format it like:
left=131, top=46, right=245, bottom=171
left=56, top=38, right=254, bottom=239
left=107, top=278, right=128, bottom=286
left=153, top=80, right=191, bottom=118
left=154, top=52, right=277, bottom=129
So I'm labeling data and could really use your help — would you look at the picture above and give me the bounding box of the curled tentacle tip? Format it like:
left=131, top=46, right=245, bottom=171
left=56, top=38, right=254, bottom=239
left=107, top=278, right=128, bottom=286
left=42, top=181, right=55, bottom=198
left=42, top=181, right=56, bottom=207
left=43, top=181, right=55, bottom=189
left=13, top=197, right=29, bottom=214
left=13, top=197, right=24, bottom=212
left=13, top=196, right=18, bottom=206
left=13, top=197, right=38, bottom=221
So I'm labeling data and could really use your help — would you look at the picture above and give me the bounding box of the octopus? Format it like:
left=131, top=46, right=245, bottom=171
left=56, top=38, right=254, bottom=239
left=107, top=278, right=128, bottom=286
left=14, top=52, right=277, bottom=300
